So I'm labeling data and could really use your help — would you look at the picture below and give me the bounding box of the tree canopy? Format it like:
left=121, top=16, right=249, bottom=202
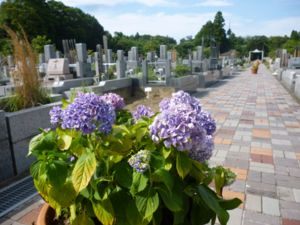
left=0, top=0, right=105, bottom=51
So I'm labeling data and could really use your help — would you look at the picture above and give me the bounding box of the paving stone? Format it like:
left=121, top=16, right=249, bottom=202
left=282, top=218, right=300, bottom=225
left=246, top=180, right=276, bottom=197
left=293, top=189, right=300, bottom=203
left=227, top=208, right=243, bottom=225
left=245, top=194, right=261, bottom=212
left=262, top=196, right=280, bottom=216
left=277, top=186, right=295, bottom=201
left=243, top=210, right=281, bottom=225
left=280, top=200, right=300, bottom=220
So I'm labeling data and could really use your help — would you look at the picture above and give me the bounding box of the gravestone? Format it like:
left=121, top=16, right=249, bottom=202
left=288, top=57, right=300, bottom=69
left=127, top=46, right=139, bottom=70
left=103, top=35, right=108, bottom=64
left=107, top=49, right=113, bottom=64
left=39, top=53, right=45, bottom=64
left=131, top=47, right=138, bottom=61
left=146, top=52, right=155, bottom=62
left=87, top=55, right=93, bottom=64
left=196, top=46, right=203, bottom=61
left=160, top=45, right=167, bottom=60
left=116, top=50, right=126, bottom=79
left=280, top=49, right=288, bottom=68
left=95, top=44, right=103, bottom=77
left=193, top=51, right=197, bottom=61
left=44, top=58, right=73, bottom=82
left=75, top=43, right=93, bottom=77
left=76, top=43, right=87, bottom=63
left=56, top=51, right=61, bottom=58
left=167, top=51, right=172, bottom=61
left=44, top=45, right=56, bottom=63
left=210, top=46, right=219, bottom=70
left=7, top=55, right=14, bottom=68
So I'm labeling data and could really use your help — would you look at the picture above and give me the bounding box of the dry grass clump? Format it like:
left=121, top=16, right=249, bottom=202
left=1, top=25, right=50, bottom=111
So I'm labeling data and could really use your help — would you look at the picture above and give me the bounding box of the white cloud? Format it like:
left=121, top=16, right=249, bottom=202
left=228, top=16, right=300, bottom=37
left=59, top=0, right=176, bottom=7
left=95, top=12, right=216, bottom=42
left=197, top=0, right=233, bottom=7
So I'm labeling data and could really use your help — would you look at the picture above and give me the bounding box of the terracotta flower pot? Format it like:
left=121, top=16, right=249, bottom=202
left=36, top=204, right=56, bottom=225
left=251, top=68, right=258, bottom=74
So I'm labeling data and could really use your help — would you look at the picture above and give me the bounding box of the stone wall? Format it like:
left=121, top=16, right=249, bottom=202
left=0, top=110, right=14, bottom=182
left=171, top=75, right=200, bottom=91
left=5, top=102, right=61, bottom=175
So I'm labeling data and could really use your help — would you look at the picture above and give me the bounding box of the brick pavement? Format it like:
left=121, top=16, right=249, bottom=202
left=200, top=65, right=300, bottom=225
left=1, top=65, right=300, bottom=225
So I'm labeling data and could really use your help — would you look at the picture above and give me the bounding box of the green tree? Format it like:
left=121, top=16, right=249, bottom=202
left=0, top=0, right=105, bottom=51
left=213, top=11, right=228, bottom=52
left=290, top=30, right=300, bottom=40
left=31, top=35, right=51, bottom=53
left=245, top=36, right=269, bottom=56
left=194, top=21, right=214, bottom=47
left=194, top=11, right=229, bottom=53
left=176, top=38, right=194, bottom=58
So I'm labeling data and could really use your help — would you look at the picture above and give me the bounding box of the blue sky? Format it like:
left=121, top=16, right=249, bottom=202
left=3, top=0, right=300, bottom=42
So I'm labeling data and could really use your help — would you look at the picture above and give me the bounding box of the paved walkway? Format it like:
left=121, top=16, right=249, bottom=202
left=201, top=65, right=300, bottom=225
left=1, top=65, right=300, bottom=225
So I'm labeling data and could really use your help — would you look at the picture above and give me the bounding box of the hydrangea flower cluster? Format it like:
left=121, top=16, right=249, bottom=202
left=150, top=91, right=216, bottom=162
left=128, top=150, right=151, bottom=173
left=133, top=105, right=155, bottom=121
left=49, top=92, right=116, bottom=134
left=100, top=93, right=125, bottom=110
left=49, top=106, right=62, bottom=126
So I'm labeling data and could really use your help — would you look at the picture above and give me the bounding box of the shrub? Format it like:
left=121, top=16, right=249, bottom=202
left=29, top=91, right=241, bottom=225
left=174, top=64, right=190, bottom=77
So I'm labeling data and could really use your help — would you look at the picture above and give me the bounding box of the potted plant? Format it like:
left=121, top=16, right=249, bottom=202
left=251, top=60, right=260, bottom=74
left=29, top=91, right=241, bottom=225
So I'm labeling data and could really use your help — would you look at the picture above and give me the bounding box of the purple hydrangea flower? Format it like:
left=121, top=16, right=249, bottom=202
left=159, top=90, right=201, bottom=113
left=49, top=106, right=63, bottom=127
left=128, top=150, right=151, bottom=173
left=150, top=91, right=216, bottom=162
left=50, top=92, right=116, bottom=134
left=189, top=135, right=214, bottom=162
left=198, top=111, right=216, bottom=135
left=100, top=93, right=125, bottom=110
left=133, top=105, right=154, bottom=121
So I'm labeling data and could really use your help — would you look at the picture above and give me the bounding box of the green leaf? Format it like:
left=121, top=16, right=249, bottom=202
left=46, top=161, right=68, bottom=187
left=136, top=127, right=147, bottom=142
left=49, top=181, right=77, bottom=207
left=114, top=161, right=132, bottom=189
left=58, top=134, right=73, bottom=150
left=190, top=185, right=229, bottom=225
left=150, top=153, right=165, bottom=170
left=157, top=188, right=182, bottom=212
left=92, top=199, right=115, bottom=225
left=72, top=151, right=97, bottom=193
left=72, top=212, right=95, bottom=225
left=130, top=172, right=148, bottom=195
left=162, top=147, right=171, bottom=159
left=219, top=198, right=242, bottom=210
left=190, top=201, right=214, bottom=225
left=152, top=169, right=174, bottom=193
left=135, top=188, right=159, bottom=219
left=176, top=151, right=192, bottom=179
left=110, top=190, right=143, bottom=225
left=30, top=160, right=46, bottom=179
left=28, top=131, right=56, bottom=156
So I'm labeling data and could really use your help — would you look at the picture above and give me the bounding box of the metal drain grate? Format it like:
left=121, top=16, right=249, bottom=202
left=0, top=176, right=37, bottom=218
